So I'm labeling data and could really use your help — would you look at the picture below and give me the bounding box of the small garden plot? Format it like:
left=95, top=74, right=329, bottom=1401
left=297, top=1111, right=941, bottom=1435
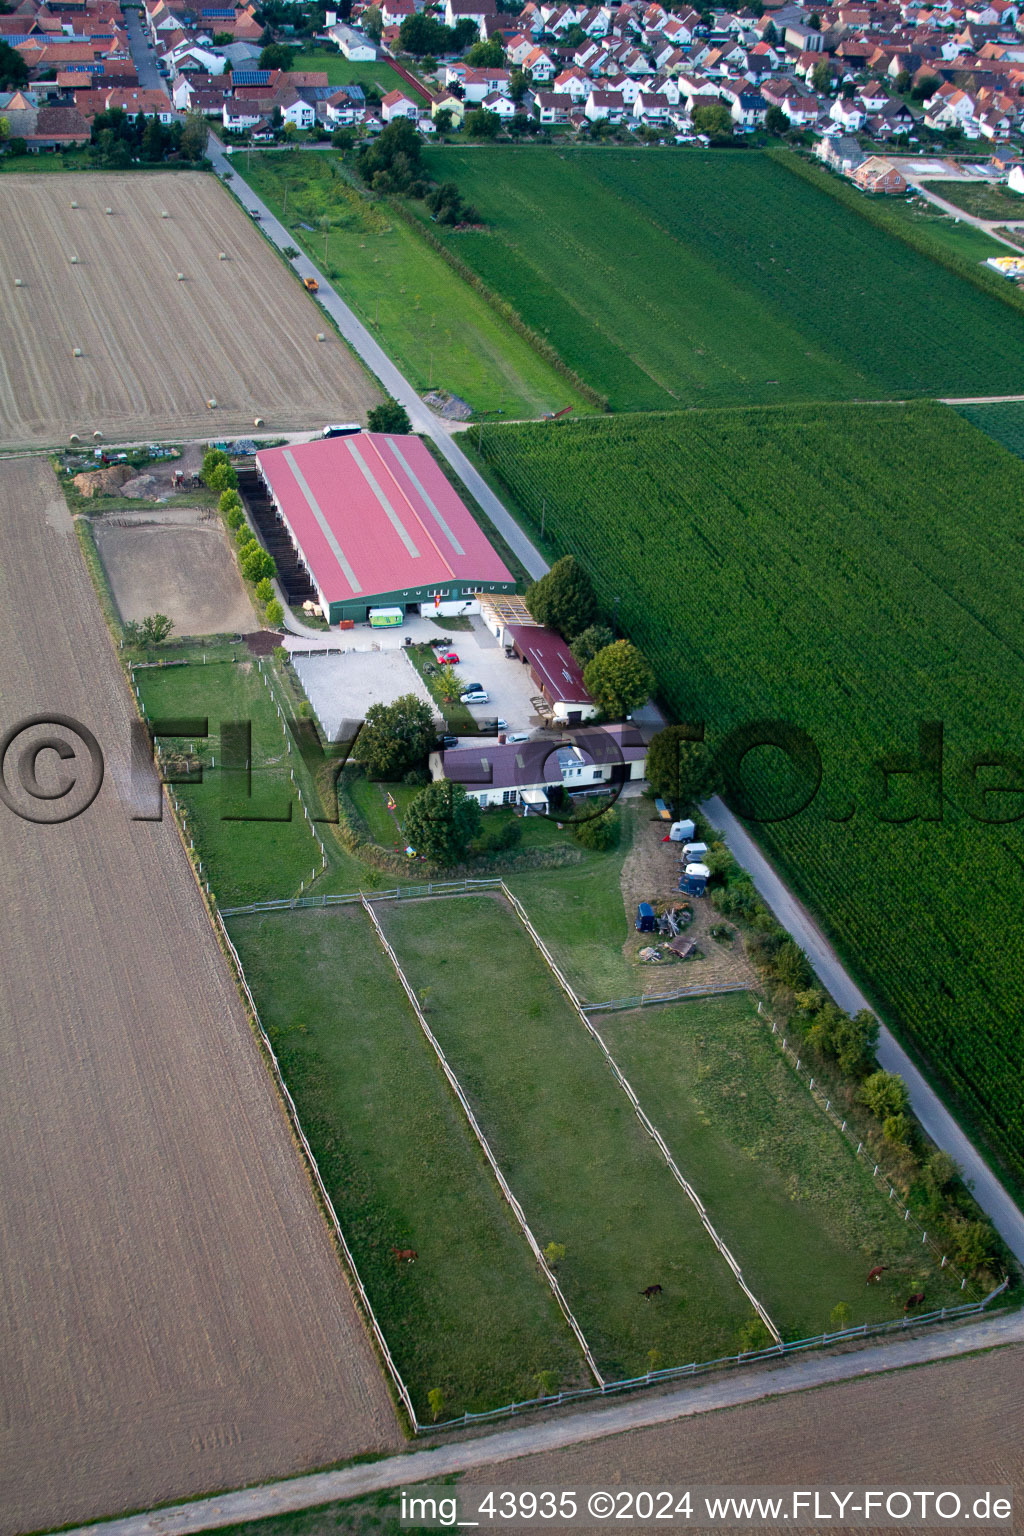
left=376, top=895, right=759, bottom=1381
left=227, top=905, right=586, bottom=1419
left=598, top=996, right=967, bottom=1341
left=135, top=659, right=325, bottom=906
left=94, top=509, right=255, bottom=636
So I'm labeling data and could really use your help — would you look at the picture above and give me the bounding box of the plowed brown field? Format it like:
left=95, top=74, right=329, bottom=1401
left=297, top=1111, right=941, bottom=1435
left=0, top=457, right=398, bottom=1536
left=0, top=172, right=380, bottom=449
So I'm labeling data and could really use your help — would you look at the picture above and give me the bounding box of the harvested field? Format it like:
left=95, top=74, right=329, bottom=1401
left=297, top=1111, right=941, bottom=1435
left=0, top=172, right=380, bottom=449
left=0, top=457, right=398, bottom=1536
left=94, top=507, right=257, bottom=635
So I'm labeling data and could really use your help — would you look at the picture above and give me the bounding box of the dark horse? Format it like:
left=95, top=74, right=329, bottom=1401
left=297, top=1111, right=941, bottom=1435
left=640, top=1284, right=663, bottom=1300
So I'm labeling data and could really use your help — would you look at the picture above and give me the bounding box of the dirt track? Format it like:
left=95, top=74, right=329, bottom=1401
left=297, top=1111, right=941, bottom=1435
left=0, top=172, right=380, bottom=449
left=0, top=458, right=398, bottom=1536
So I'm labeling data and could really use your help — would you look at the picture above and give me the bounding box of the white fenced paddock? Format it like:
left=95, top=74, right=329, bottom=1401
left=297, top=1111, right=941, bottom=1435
left=216, top=879, right=1008, bottom=1435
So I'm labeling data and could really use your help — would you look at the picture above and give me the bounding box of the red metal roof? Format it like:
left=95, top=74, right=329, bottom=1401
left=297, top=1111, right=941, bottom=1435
left=255, top=434, right=513, bottom=603
left=508, top=623, right=593, bottom=706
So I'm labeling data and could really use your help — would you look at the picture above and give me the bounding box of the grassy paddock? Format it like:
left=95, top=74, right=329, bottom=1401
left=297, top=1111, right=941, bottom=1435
left=599, top=995, right=965, bottom=1339
left=376, top=894, right=758, bottom=1380
left=926, top=179, right=1024, bottom=222
left=228, top=906, right=584, bottom=1418
left=134, top=658, right=371, bottom=903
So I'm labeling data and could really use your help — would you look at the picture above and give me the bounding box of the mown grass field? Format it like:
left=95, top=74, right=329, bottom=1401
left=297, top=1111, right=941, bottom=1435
left=233, top=151, right=592, bottom=419
left=419, top=147, right=1024, bottom=409
left=377, top=895, right=760, bottom=1379
left=477, top=402, right=1024, bottom=1197
left=287, top=49, right=419, bottom=95
left=599, top=995, right=964, bottom=1338
left=227, top=905, right=584, bottom=1418
left=135, top=656, right=374, bottom=904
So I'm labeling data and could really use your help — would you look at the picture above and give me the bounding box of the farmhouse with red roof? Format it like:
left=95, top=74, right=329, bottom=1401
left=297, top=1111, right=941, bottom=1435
left=255, top=433, right=515, bottom=625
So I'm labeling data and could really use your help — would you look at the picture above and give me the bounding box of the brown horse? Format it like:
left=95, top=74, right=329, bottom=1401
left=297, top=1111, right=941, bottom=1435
left=640, top=1284, right=663, bottom=1300
left=392, top=1247, right=418, bottom=1263
left=904, top=1291, right=925, bottom=1311
left=866, top=1265, right=889, bottom=1285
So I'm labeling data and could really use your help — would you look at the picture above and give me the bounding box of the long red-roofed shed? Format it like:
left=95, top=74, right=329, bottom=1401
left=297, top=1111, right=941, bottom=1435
left=255, top=433, right=515, bottom=623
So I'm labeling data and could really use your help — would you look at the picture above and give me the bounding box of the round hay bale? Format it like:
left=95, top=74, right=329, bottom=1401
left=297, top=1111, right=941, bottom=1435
left=105, top=207, right=113, bottom=215
left=218, top=251, right=228, bottom=260
left=161, top=210, right=170, bottom=219
left=70, top=255, right=79, bottom=264
left=253, top=417, right=265, bottom=428
left=207, top=398, right=218, bottom=409
left=72, top=347, right=83, bottom=358
left=316, top=331, right=326, bottom=342
left=70, top=200, right=78, bottom=209
left=176, top=271, right=185, bottom=281
left=14, top=278, right=23, bottom=287
left=93, top=430, right=103, bottom=441
left=69, top=433, right=80, bottom=444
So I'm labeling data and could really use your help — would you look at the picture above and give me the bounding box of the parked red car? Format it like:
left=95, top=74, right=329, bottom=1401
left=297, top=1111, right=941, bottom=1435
left=437, top=650, right=460, bottom=664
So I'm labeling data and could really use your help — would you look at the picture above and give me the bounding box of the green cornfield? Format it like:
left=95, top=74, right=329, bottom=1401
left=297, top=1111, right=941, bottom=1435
left=477, top=402, right=1024, bottom=1194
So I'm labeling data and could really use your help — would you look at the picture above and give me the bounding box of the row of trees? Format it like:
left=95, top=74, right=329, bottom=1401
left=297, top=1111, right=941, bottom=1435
left=88, top=106, right=208, bottom=168
left=203, top=450, right=281, bottom=617
left=356, top=118, right=480, bottom=221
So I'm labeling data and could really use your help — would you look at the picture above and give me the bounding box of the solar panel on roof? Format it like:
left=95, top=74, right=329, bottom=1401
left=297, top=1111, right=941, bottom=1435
left=202, top=8, right=236, bottom=16
left=231, top=68, right=271, bottom=84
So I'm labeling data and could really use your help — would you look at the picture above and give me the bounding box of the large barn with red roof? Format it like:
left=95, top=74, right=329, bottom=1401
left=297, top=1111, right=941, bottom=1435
left=255, top=433, right=515, bottom=624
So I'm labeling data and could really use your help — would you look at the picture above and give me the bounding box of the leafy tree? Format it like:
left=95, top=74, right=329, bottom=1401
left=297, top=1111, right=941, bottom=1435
left=645, top=724, right=718, bottom=807
left=895, top=68, right=911, bottom=93
left=0, top=40, right=28, bottom=88
left=433, top=107, right=454, bottom=133
left=332, top=126, right=356, bottom=149
left=255, top=576, right=275, bottom=604
left=202, top=446, right=230, bottom=480
left=265, top=597, right=285, bottom=627
left=764, top=104, right=788, bottom=135
left=356, top=115, right=424, bottom=192
left=465, top=107, right=501, bottom=137
left=355, top=693, right=436, bottom=779
left=281, top=244, right=300, bottom=259
left=452, top=17, right=479, bottom=49
left=226, top=504, right=246, bottom=530
left=259, top=41, right=296, bottom=69
left=465, top=35, right=505, bottom=65
left=362, top=2, right=383, bottom=40
left=141, top=613, right=174, bottom=646
left=434, top=665, right=465, bottom=704
left=399, top=9, right=449, bottom=53
left=543, top=1241, right=566, bottom=1266
left=405, top=778, right=482, bottom=864
left=811, top=59, right=831, bottom=93
left=570, top=623, right=615, bottom=669
left=180, top=110, right=208, bottom=161
left=509, top=67, right=528, bottom=103
left=861, top=1070, right=909, bottom=1123
left=219, top=487, right=242, bottom=514
left=427, top=1387, right=445, bottom=1422
left=240, top=543, right=276, bottom=582
left=207, top=460, right=238, bottom=493
left=367, top=397, right=412, bottom=433
left=236, top=523, right=257, bottom=548
left=524, top=554, right=596, bottom=641
left=912, top=72, right=940, bottom=101
left=806, top=1003, right=878, bottom=1078
left=582, top=639, right=655, bottom=718
left=692, top=102, right=733, bottom=139
left=808, top=10, right=821, bottom=26
left=574, top=806, right=618, bottom=850
left=212, top=30, right=233, bottom=44
left=0, top=116, right=8, bottom=141
left=829, top=1302, right=852, bottom=1330
left=922, top=1149, right=959, bottom=1204
left=949, top=1218, right=995, bottom=1272
left=882, top=1111, right=912, bottom=1146
left=535, top=1369, right=559, bottom=1396
left=762, top=19, right=778, bottom=42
